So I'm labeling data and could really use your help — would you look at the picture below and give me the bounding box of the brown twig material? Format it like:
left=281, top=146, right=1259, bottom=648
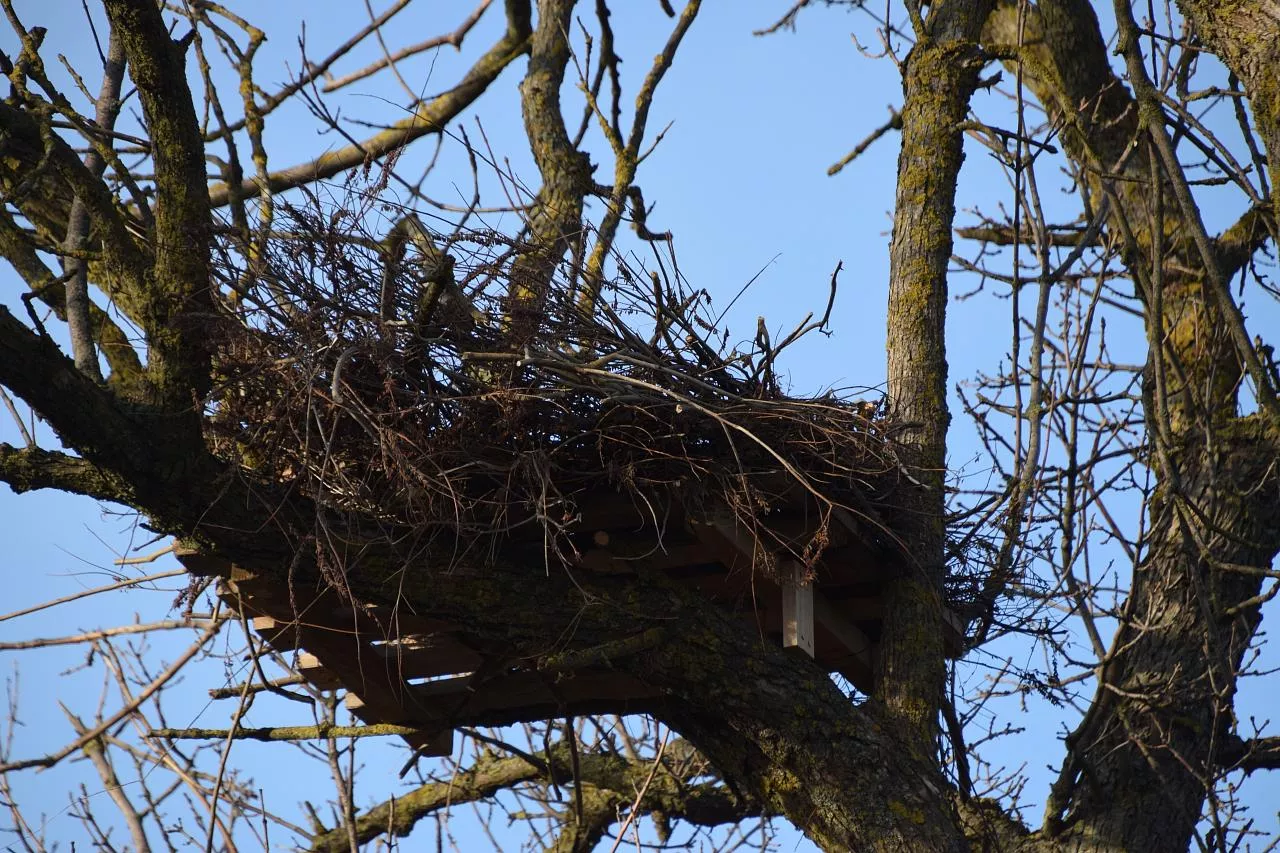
left=208, top=184, right=900, bottom=587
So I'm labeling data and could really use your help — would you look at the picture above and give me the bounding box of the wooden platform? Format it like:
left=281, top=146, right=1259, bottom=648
left=183, top=492, right=964, bottom=757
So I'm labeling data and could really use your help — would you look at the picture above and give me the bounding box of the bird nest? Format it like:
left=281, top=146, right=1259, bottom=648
left=207, top=196, right=907, bottom=584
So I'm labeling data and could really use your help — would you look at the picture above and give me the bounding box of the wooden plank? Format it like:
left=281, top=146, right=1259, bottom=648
left=502, top=490, right=675, bottom=539
left=221, top=579, right=462, bottom=760
left=571, top=492, right=673, bottom=532
left=251, top=615, right=303, bottom=651
left=781, top=563, right=815, bottom=659
left=578, top=541, right=714, bottom=575
left=407, top=670, right=660, bottom=722
left=297, top=652, right=344, bottom=691
left=687, top=512, right=769, bottom=574
left=410, top=674, right=475, bottom=699
left=342, top=694, right=454, bottom=757
left=821, top=593, right=884, bottom=622
left=421, top=729, right=454, bottom=758
left=174, top=545, right=233, bottom=578
left=814, top=544, right=892, bottom=585
left=329, top=602, right=458, bottom=635
left=372, top=638, right=483, bottom=680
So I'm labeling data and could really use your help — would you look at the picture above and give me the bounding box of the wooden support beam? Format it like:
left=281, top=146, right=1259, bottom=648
left=328, top=602, right=458, bottom=635
left=406, top=670, right=661, bottom=723
left=251, top=615, right=302, bottom=651
left=371, top=640, right=483, bottom=680
left=782, top=562, right=815, bottom=659
left=174, top=544, right=233, bottom=577
left=297, top=652, right=344, bottom=691
left=578, top=540, right=714, bottom=575
left=687, top=511, right=770, bottom=574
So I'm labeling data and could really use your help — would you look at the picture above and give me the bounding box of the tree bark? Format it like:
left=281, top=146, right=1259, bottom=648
left=880, top=0, right=991, bottom=753
left=980, top=2, right=1280, bottom=849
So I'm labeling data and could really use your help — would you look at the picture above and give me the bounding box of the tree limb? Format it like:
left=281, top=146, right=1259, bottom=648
left=0, top=206, right=146, bottom=392
left=102, top=0, right=216, bottom=406
left=61, top=27, right=127, bottom=383
left=308, top=740, right=757, bottom=853
left=205, top=0, right=532, bottom=208
left=1218, top=734, right=1280, bottom=772
left=0, top=443, right=137, bottom=504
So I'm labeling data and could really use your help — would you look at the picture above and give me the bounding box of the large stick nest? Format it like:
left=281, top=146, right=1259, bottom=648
left=208, top=194, right=908, bottom=582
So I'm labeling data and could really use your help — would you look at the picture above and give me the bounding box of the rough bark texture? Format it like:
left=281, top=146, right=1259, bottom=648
left=1059, top=419, right=1280, bottom=849
left=980, top=2, right=1280, bottom=850
left=103, top=0, right=215, bottom=408
left=508, top=0, right=594, bottom=338
left=881, top=0, right=991, bottom=754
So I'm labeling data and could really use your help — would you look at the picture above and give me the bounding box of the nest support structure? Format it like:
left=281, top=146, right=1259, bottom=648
left=187, top=202, right=966, bottom=756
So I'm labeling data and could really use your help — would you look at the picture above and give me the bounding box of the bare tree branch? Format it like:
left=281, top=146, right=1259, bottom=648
left=205, top=0, right=532, bottom=208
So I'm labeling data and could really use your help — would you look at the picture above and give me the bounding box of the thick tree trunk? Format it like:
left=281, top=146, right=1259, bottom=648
left=880, top=0, right=992, bottom=754
left=1053, top=419, right=1280, bottom=849
left=981, top=2, right=1280, bottom=849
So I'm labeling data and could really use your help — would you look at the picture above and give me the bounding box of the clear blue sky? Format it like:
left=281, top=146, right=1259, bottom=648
left=1, top=0, right=1276, bottom=849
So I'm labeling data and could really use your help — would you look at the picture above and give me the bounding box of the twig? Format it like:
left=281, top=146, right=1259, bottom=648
left=322, top=0, right=493, bottom=93
left=0, top=619, right=222, bottom=773
left=829, top=107, right=901, bottom=176
left=0, top=568, right=185, bottom=624
left=607, top=729, right=669, bottom=852
left=0, top=618, right=224, bottom=650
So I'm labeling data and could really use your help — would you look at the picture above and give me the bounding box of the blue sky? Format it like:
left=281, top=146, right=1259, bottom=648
left=1, top=0, right=1277, bottom=849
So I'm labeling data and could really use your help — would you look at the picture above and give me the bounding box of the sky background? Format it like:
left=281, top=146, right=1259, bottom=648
left=1, top=0, right=1277, bottom=849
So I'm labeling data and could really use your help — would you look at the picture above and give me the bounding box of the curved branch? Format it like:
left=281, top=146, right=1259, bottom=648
left=0, top=99, right=148, bottom=296
left=0, top=302, right=224, bottom=519
left=508, top=0, right=593, bottom=330
left=1219, top=734, right=1280, bottom=773
left=205, top=0, right=532, bottom=209
left=308, top=740, right=759, bottom=853
left=322, top=0, right=494, bottom=93
left=0, top=207, right=145, bottom=392
left=62, top=28, right=127, bottom=383
left=1215, top=202, right=1276, bottom=280
left=578, top=1, right=699, bottom=314
left=103, top=0, right=215, bottom=405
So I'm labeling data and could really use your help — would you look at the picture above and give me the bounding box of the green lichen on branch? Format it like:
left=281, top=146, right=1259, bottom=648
left=0, top=443, right=136, bottom=503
